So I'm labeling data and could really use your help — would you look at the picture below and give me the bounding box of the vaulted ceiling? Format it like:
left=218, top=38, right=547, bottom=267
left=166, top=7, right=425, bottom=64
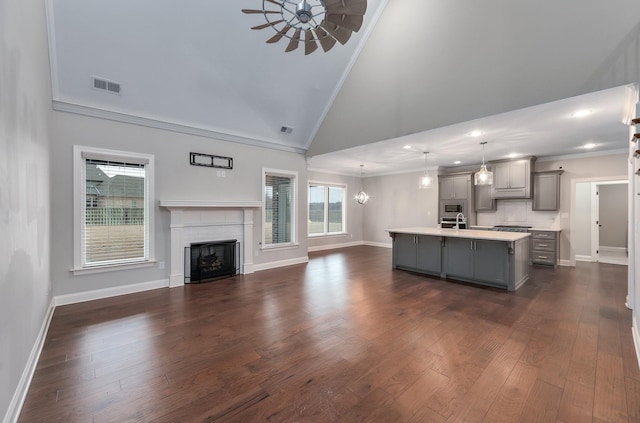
left=47, top=0, right=640, bottom=174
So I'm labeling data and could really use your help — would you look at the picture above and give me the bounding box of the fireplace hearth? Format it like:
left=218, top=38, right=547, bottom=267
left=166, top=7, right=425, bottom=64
left=186, top=239, right=239, bottom=283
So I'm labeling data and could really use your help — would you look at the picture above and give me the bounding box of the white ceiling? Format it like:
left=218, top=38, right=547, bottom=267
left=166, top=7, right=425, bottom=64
left=46, top=0, right=640, bottom=174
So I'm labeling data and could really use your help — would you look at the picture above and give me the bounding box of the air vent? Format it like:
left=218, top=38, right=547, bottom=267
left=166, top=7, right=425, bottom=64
left=92, top=76, right=121, bottom=94
left=280, top=126, right=293, bottom=134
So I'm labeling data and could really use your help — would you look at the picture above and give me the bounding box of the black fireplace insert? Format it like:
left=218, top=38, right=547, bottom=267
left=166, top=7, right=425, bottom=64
left=185, top=239, right=239, bottom=283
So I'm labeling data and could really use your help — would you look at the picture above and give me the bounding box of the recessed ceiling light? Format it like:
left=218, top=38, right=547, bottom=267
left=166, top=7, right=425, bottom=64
left=583, top=143, right=596, bottom=149
left=508, top=153, right=519, bottom=158
left=403, top=145, right=412, bottom=149
left=469, top=130, right=483, bottom=137
left=454, top=161, right=461, bottom=164
left=571, top=109, right=592, bottom=118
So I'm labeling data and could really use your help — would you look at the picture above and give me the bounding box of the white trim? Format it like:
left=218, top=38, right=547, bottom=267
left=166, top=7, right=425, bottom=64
left=308, top=241, right=364, bottom=252
left=575, top=254, right=594, bottom=262
left=558, top=259, right=573, bottom=267
left=53, top=101, right=307, bottom=155
left=44, top=0, right=59, bottom=99
left=3, top=298, right=55, bottom=423
left=304, top=0, right=391, bottom=150
left=308, top=181, right=348, bottom=236
left=600, top=246, right=628, bottom=254
left=70, top=260, right=156, bottom=276
left=253, top=256, right=309, bottom=272
left=73, top=145, right=156, bottom=272
left=633, top=317, right=640, bottom=371
left=364, top=241, right=393, bottom=249
left=54, top=279, right=169, bottom=307
left=536, top=149, right=628, bottom=163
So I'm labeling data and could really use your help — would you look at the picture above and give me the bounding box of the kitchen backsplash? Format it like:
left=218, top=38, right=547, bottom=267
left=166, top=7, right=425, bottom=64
left=476, top=200, right=561, bottom=228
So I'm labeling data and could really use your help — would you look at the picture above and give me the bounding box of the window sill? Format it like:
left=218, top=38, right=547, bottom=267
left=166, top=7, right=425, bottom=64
left=70, top=260, right=157, bottom=276
left=308, top=232, right=348, bottom=238
left=260, top=243, right=300, bottom=252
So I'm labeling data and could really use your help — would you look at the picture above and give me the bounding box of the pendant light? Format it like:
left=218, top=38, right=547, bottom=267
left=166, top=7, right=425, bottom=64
left=418, top=152, right=433, bottom=189
left=354, top=164, right=369, bottom=204
left=474, top=141, right=493, bottom=186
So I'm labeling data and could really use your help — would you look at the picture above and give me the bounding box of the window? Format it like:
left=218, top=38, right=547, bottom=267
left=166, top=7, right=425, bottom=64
left=308, top=183, right=346, bottom=236
left=73, top=146, right=155, bottom=274
left=263, top=169, right=297, bottom=247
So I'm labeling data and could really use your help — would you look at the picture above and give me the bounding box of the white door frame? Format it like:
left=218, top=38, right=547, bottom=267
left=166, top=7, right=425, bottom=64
left=592, top=180, right=629, bottom=264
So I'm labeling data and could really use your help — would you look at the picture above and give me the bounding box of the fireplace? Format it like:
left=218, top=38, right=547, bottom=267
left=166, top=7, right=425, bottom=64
left=186, top=239, right=239, bottom=283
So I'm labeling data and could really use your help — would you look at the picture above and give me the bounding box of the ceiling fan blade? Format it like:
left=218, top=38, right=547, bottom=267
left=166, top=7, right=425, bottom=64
left=251, top=19, right=284, bottom=30
left=266, top=24, right=291, bottom=43
left=285, top=28, right=302, bottom=52
left=325, top=0, right=367, bottom=16
left=242, top=9, right=281, bottom=14
left=314, top=26, right=337, bottom=52
left=304, top=30, right=318, bottom=55
left=321, top=21, right=352, bottom=45
left=326, top=14, right=363, bottom=32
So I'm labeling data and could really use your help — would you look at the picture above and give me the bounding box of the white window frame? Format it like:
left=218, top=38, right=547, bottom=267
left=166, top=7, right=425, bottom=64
left=308, top=181, right=347, bottom=237
left=72, top=145, right=155, bottom=275
left=262, top=168, right=298, bottom=250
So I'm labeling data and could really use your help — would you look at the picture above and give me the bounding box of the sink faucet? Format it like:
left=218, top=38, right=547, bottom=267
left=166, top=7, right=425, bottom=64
left=455, top=213, right=465, bottom=230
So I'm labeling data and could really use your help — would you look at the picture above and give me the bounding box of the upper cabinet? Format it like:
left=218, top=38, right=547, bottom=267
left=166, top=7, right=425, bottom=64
left=439, top=174, right=470, bottom=200
left=475, top=183, right=496, bottom=211
left=490, top=157, right=536, bottom=199
left=532, top=170, right=564, bottom=211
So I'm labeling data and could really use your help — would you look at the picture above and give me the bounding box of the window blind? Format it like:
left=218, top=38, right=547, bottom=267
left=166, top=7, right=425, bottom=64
left=82, top=158, right=147, bottom=265
left=265, top=174, right=293, bottom=244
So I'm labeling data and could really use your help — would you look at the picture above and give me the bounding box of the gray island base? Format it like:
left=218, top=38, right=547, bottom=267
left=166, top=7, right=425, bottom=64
left=387, top=227, right=530, bottom=291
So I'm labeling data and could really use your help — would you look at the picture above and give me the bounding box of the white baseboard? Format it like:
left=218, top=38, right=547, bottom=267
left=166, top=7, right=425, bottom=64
left=363, top=241, right=393, bottom=249
left=559, top=259, right=573, bottom=267
left=253, top=256, right=309, bottom=272
left=308, top=241, right=364, bottom=252
left=575, top=255, right=594, bottom=262
left=633, top=317, right=640, bottom=372
left=3, top=298, right=55, bottom=423
left=600, top=246, right=628, bottom=254
left=54, top=279, right=169, bottom=306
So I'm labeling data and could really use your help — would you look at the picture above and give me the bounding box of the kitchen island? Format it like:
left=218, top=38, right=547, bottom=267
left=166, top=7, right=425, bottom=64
left=387, top=227, right=530, bottom=291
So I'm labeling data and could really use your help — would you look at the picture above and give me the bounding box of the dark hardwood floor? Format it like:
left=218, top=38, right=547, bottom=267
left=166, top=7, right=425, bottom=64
left=18, top=246, right=639, bottom=422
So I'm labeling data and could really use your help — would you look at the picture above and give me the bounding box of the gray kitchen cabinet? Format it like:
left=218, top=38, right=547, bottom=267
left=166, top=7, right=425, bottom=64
left=439, top=174, right=469, bottom=200
left=445, top=238, right=508, bottom=286
left=533, top=170, right=563, bottom=211
left=475, top=183, right=496, bottom=211
left=444, top=237, right=474, bottom=280
left=531, top=230, right=560, bottom=267
left=393, top=233, right=442, bottom=275
left=490, top=157, right=536, bottom=199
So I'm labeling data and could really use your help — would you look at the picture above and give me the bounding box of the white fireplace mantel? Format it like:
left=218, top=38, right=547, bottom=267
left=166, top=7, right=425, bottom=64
left=160, top=200, right=263, bottom=287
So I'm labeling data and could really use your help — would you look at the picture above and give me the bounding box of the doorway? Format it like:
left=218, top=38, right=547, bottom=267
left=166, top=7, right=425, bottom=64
left=575, top=180, right=628, bottom=265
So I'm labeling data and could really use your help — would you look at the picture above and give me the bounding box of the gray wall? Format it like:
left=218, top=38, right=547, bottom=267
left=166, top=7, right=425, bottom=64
left=599, top=183, right=628, bottom=248
left=574, top=182, right=592, bottom=257
left=306, top=171, right=364, bottom=250
left=51, top=111, right=309, bottom=296
left=0, top=0, right=53, bottom=419
left=362, top=171, right=440, bottom=246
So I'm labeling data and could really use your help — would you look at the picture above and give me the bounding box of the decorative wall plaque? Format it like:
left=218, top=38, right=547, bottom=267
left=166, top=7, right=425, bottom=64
left=190, top=152, right=233, bottom=169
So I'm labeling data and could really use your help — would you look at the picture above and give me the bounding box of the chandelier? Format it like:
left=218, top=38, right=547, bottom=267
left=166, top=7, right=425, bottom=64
left=418, top=152, right=433, bottom=189
left=242, top=0, right=367, bottom=55
left=474, top=141, right=493, bottom=186
left=354, top=164, right=369, bottom=204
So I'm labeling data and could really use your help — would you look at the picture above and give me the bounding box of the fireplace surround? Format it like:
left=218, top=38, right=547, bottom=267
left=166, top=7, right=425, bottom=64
left=160, top=201, right=262, bottom=287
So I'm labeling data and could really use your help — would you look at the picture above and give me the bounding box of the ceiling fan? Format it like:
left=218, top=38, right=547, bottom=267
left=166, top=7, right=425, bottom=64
left=242, top=0, right=367, bottom=55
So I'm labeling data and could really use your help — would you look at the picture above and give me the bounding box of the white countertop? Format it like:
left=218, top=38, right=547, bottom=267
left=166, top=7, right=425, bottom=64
left=470, top=225, right=562, bottom=232
left=387, top=227, right=531, bottom=241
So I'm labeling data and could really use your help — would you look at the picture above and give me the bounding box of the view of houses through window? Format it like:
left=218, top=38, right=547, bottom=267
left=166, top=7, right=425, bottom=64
left=308, top=183, right=345, bottom=235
